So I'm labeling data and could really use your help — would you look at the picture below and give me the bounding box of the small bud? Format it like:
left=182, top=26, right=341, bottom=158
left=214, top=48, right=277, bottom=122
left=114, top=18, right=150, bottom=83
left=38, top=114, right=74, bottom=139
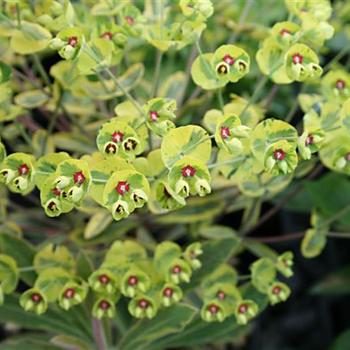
left=131, top=189, right=148, bottom=208
left=111, top=200, right=130, bottom=220
left=194, top=178, right=211, bottom=197
left=175, top=179, right=190, bottom=197
left=184, top=242, right=203, bottom=269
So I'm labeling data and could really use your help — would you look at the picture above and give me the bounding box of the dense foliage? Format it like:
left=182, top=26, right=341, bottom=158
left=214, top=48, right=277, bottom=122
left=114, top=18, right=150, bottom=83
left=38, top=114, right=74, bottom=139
left=0, top=0, right=349, bottom=349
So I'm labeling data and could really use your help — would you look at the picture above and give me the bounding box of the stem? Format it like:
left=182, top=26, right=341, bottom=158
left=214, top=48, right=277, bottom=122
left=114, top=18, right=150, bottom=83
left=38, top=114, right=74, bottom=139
left=16, top=123, right=32, bottom=149
left=150, top=50, right=163, bottom=98
left=324, top=204, right=350, bottom=226
left=228, top=0, right=254, bottom=44
left=217, top=88, right=224, bottom=110
left=32, top=54, right=52, bottom=92
left=15, top=3, right=21, bottom=28
left=208, top=156, right=246, bottom=169
left=327, top=232, right=350, bottom=239
left=323, top=44, right=350, bottom=72
left=92, top=318, right=107, bottom=350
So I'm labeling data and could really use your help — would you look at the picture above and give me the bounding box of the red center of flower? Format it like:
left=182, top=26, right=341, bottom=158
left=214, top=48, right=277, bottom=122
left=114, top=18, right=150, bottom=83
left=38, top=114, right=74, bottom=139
left=305, top=134, right=314, bottom=146
left=346, top=152, right=350, bottom=161
left=149, top=111, right=159, bottom=122
left=220, top=126, right=231, bottom=139
left=292, top=53, right=303, bottom=64
left=138, top=299, right=149, bottom=309
left=217, top=290, right=225, bottom=300
left=128, top=276, right=138, bottom=286
left=181, top=165, right=196, bottom=178
left=68, top=36, right=78, bottom=47
left=116, top=181, right=130, bottom=195
left=280, top=28, right=291, bottom=36
left=99, top=300, right=110, bottom=310
left=31, top=293, right=42, bottom=303
left=223, top=54, right=235, bottom=65
left=336, top=79, right=346, bottom=90
left=73, top=171, right=85, bottom=184
left=208, top=304, right=219, bottom=314
left=163, top=287, right=173, bottom=297
left=172, top=265, right=182, bottom=274
left=18, top=163, right=29, bottom=175
left=273, top=149, right=286, bottom=161
left=238, top=304, right=248, bottom=314
left=100, top=31, right=113, bottom=40
left=112, top=131, right=124, bottom=143
left=52, top=187, right=62, bottom=196
left=64, top=288, right=76, bottom=299
left=99, top=274, right=110, bottom=284
left=272, top=286, right=281, bottom=295
left=125, top=16, right=134, bottom=25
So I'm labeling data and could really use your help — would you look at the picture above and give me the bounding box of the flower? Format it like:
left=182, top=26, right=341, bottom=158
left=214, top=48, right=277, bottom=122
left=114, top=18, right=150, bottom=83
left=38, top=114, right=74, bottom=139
left=58, top=280, right=88, bottom=310
left=88, top=269, right=119, bottom=294
left=92, top=297, right=116, bottom=319
left=120, top=268, right=151, bottom=297
left=20, top=289, right=48, bottom=315
left=128, top=296, right=158, bottom=319
left=166, top=258, right=192, bottom=284
left=201, top=301, right=226, bottom=322
left=183, top=242, right=203, bottom=269
left=160, top=284, right=183, bottom=307
left=234, top=300, right=258, bottom=325
left=276, top=251, right=294, bottom=278
left=298, top=130, right=324, bottom=160
left=268, top=282, right=291, bottom=305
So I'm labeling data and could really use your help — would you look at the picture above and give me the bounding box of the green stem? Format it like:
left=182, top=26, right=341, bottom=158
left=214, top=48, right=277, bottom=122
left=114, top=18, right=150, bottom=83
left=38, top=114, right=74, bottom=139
left=92, top=318, right=107, bottom=350
left=208, top=156, right=246, bottom=169
left=217, top=88, right=224, bottom=110
left=16, top=123, right=32, bottom=149
left=15, top=3, right=21, bottom=28
left=323, top=44, right=350, bottom=72
left=150, top=50, right=163, bottom=98
left=32, top=54, right=52, bottom=93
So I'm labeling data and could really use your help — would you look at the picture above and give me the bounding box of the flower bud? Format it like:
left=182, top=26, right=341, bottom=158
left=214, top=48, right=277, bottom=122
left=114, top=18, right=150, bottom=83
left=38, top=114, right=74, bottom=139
left=276, top=251, right=294, bottom=278
left=49, top=37, right=65, bottom=50
left=184, top=242, right=203, bottom=270
left=20, top=289, right=48, bottom=315
left=194, top=178, right=211, bottom=197
left=160, top=284, right=183, bottom=307
left=128, top=296, right=158, bottom=319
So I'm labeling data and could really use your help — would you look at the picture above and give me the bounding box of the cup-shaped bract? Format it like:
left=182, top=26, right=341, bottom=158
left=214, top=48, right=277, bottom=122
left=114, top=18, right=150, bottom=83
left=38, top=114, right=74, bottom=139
left=58, top=279, right=89, bottom=310
left=103, top=169, right=150, bottom=221
left=284, top=44, right=322, bottom=82
left=0, top=153, right=36, bottom=194
left=128, top=295, right=158, bottom=319
left=168, top=156, right=211, bottom=198
left=268, top=282, right=291, bottom=305
left=20, top=288, right=48, bottom=315
left=51, top=27, right=84, bottom=60
left=97, top=119, right=143, bottom=159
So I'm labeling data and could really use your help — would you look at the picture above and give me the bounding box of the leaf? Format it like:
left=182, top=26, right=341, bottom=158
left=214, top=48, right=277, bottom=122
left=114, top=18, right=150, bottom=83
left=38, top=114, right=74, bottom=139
left=84, top=211, right=113, bottom=239
left=14, top=90, right=49, bottom=109
left=185, top=237, right=240, bottom=290
left=311, top=265, right=350, bottom=296
left=0, top=338, right=61, bottom=350
left=330, top=329, right=350, bottom=350
left=250, top=258, right=276, bottom=293
left=53, top=133, right=96, bottom=154
left=10, top=22, right=52, bottom=54
left=118, top=304, right=196, bottom=350
left=50, top=335, right=91, bottom=350
left=301, top=228, right=327, bottom=258
left=198, top=225, right=238, bottom=239
left=0, top=232, right=36, bottom=285
left=0, top=294, right=92, bottom=341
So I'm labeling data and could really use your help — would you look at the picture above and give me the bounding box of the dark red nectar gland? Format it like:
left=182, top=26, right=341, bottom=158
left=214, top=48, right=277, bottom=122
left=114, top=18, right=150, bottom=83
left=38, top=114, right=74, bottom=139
left=223, top=54, right=235, bottom=65
left=305, top=134, right=314, bottom=146
left=292, top=53, right=303, bottom=64
left=125, top=16, right=134, bottom=25
left=208, top=304, right=219, bottom=314
left=149, top=111, right=159, bottom=122
left=346, top=152, right=350, bottom=162
left=18, top=163, right=29, bottom=175
left=99, top=274, right=110, bottom=284
left=163, top=287, right=173, bottom=297
left=99, top=300, right=110, bottom=310
left=128, top=276, right=138, bottom=286
left=279, top=28, right=291, bottom=37
left=64, top=288, right=75, bottom=299
left=220, top=126, right=231, bottom=139
left=138, top=299, right=149, bottom=309
left=48, top=201, right=57, bottom=211
left=100, top=32, right=113, bottom=40
left=238, top=304, right=248, bottom=314
left=52, top=187, right=62, bottom=196
left=336, top=79, right=346, bottom=90
left=68, top=36, right=78, bottom=47
left=172, top=265, right=182, bottom=274
left=112, top=131, right=124, bottom=143
left=272, top=286, right=281, bottom=295
left=181, top=165, right=196, bottom=178
left=217, top=290, right=225, bottom=300
left=273, top=149, right=286, bottom=161
left=31, top=293, right=42, bottom=303
left=105, top=142, right=117, bottom=154
left=73, top=171, right=85, bottom=184
left=217, top=63, right=228, bottom=75
left=116, top=181, right=130, bottom=195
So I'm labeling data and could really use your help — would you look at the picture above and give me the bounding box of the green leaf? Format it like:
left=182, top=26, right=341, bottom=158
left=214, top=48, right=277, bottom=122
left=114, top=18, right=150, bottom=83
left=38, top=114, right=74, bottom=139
left=301, top=228, right=327, bottom=258
left=118, top=304, right=196, bottom=350
left=50, top=335, right=91, bottom=350
left=0, top=337, right=61, bottom=350
left=14, top=90, right=49, bottom=109
left=198, top=225, right=238, bottom=239
left=311, top=265, right=350, bottom=295
left=330, top=329, right=350, bottom=350
left=84, top=210, right=113, bottom=239
left=0, top=294, right=92, bottom=341
left=10, top=22, right=52, bottom=54
left=186, top=238, right=240, bottom=290
left=0, top=233, right=36, bottom=285
left=250, top=258, right=277, bottom=293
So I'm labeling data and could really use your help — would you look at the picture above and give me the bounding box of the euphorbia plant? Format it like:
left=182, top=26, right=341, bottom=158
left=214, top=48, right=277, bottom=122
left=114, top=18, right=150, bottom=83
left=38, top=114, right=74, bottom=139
left=0, top=0, right=349, bottom=349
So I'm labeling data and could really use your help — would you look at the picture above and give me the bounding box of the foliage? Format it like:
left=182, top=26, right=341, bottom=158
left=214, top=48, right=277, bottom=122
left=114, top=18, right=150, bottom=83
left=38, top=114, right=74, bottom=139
left=0, top=0, right=349, bottom=348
